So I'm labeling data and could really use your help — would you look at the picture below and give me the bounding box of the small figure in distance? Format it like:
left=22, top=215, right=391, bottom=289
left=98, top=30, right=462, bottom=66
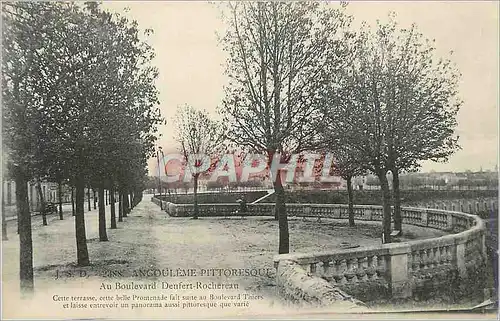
left=236, top=198, right=248, bottom=219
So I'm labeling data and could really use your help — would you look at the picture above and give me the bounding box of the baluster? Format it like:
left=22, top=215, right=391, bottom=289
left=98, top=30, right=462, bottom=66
left=424, top=248, right=432, bottom=268
left=356, top=257, right=368, bottom=282
left=446, top=245, right=452, bottom=264
left=446, top=246, right=453, bottom=264
left=432, top=247, right=439, bottom=267
left=407, top=252, right=413, bottom=272
left=439, top=246, right=446, bottom=265
left=432, top=247, right=438, bottom=267
left=375, top=255, right=386, bottom=279
left=366, top=256, right=376, bottom=280
left=427, top=248, right=434, bottom=267
left=438, top=247, right=445, bottom=265
left=465, top=240, right=471, bottom=262
left=412, top=251, right=420, bottom=272
left=351, top=258, right=360, bottom=283
left=331, top=260, right=341, bottom=284
left=345, top=258, right=353, bottom=282
left=441, top=246, right=448, bottom=264
left=467, top=240, right=473, bottom=261
left=420, top=250, right=427, bottom=269
left=322, top=261, right=332, bottom=280
left=339, top=259, right=348, bottom=284
left=339, top=259, right=347, bottom=284
left=310, top=263, right=317, bottom=275
left=471, top=238, right=478, bottom=259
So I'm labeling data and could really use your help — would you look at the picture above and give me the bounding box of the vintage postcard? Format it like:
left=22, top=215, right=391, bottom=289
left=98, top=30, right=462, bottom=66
left=1, top=1, right=498, bottom=320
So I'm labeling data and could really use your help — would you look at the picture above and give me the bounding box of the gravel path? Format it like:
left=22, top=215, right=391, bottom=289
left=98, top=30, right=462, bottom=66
left=2, top=195, right=449, bottom=319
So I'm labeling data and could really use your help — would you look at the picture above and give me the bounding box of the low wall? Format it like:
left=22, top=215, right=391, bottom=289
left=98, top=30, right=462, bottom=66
left=151, top=197, right=487, bottom=304
left=151, top=197, right=161, bottom=206
left=275, top=260, right=366, bottom=311
left=151, top=197, right=172, bottom=211
left=405, top=197, right=498, bottom=217
left=271, top=207, right=486, bottom=303
left=159, top=202, right=477, bottom=233
left=156, top=191, right=269, bottom=205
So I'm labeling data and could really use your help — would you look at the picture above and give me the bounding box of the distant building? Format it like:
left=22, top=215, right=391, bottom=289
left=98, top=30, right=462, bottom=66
left=2, top=180, right=73, bottom=212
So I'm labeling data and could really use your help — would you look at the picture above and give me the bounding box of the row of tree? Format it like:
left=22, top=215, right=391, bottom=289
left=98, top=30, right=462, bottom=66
left=214, top=3, right=461, bottom=253
left=132, top=2, right=459, bottom=255
left=2, top=2, right=162, bottom=293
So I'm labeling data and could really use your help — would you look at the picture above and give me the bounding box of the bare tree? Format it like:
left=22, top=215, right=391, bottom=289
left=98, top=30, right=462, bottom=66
left=218, top=2, right=352, bottom=254
left=330, top=147, right=366, bottom=227
left=381, top=21, right=461, bottom=235
left=2, top=182, right=7, bottom=240
left=323, top=16, right=461, bottom=242
left=174, top=104, right=224, bottom=219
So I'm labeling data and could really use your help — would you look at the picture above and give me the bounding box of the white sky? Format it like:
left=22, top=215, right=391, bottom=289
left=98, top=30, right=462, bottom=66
left=102, top=1, right=499, bottom=174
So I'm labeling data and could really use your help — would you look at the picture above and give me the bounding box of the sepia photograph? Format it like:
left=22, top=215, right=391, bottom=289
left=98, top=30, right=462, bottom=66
left=1, top=0, right=498, bottom=319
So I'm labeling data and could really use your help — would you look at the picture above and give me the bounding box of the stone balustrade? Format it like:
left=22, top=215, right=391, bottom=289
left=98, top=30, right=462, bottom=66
left=272, top=208, right=486, bottom=302
left=406, top=197, right=498, bottom=216
left=151, top=197, right=161, bottom=206
left=159, top=201, right=478, bottom=232
left=151, top=197, right=487, bottom=303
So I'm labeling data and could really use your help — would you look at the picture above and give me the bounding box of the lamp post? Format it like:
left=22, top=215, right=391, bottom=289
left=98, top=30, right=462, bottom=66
left=157, top=146, right=163, bottom=210
left=159, top=148, right=168, bottom=196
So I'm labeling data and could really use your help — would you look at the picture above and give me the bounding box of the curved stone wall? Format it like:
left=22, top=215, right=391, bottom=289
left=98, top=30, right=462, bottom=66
left=151, top=197, right=487, bottom=304
left=270, top=205, right=486, bottom=303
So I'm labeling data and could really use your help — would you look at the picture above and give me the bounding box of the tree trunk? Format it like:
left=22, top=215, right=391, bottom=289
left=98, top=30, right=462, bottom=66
left=347, top=175, right=355, bottom=227
left=87, top=186, right=91, bottom=212
left=273, top=177, right=279, bottom=220
left=98, top=187, right=108, bottom=241
left=58, top=181, right=63, bottom=220
left=75, top=173, right=90, bottom=265
left=105, top=190, right=108, bottom=206
left=193, top=175, right=199, bottom=219
left=123, top=189, right=129, bottom=217
left=71, top=187, right=75, bottom=216
left=378, top=171, right=392, bottom=244
left=17, top=195, right=20, bottom=235
left=392, top=168, right=402, bottom=235
left=93, top=189, right=97, bottom=210
left=118, top=192, right=123, bottom=222
left=2, top=185, right=7, bottom=240
left=158, top=180, right=163, bottom=210
left=16, top=168, right=34, bottom=293
left=273, top=175, right=289, bottom=254
left=110, top=184, right=116, bottom=229
left=35, top=180, right=47, bottom=226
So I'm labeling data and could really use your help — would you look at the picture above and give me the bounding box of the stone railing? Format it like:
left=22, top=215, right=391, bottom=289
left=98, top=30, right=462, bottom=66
left=274, top=260, right=367, bottom=311
left=404, top=197, right=498, bottom=216
left=151, top=197, right=487, bottom=303
left=159, top=201, right=478, bottom=231
left=151, top=197, right=162, bottom=207
left=273, top=207, right=486, bottom=302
